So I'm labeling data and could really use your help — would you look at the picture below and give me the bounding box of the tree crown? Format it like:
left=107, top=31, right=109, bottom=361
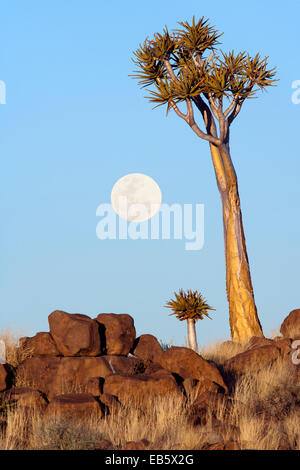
left=165, top=288, right=215, bottom=322
left=131, top=16, right=277, bottom=146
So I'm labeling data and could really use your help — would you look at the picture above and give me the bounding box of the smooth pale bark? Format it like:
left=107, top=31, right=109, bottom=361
left=209, top=142, right=263, bottom=343
left=187, top=318, right=198, bottom=351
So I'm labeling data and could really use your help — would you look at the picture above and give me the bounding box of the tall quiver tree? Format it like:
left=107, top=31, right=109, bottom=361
left=131, top=17, right=277, bottom=343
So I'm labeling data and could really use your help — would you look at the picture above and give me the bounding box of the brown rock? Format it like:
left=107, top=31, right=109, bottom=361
left=47, top=393, right=102, bottom=418
left=274, top=337, right=293, bottom=357
left=246, top=336, right=292, bottom=358
left=83, top=377, right=103, bottom=395
left=245, top=336, right=274, bottom=350
left=123, top=439, right=150, bottom=450
left=1, top=387, right=48, bottom=407
left=103, top=373, right=181, bottom=406
left=17, top=355, right=143, bottom=398
left=95, top=313, right=136, bottom=355
left=143, top=362, right=171, bottom=376
left=223, top=345, right=281, bottom=375
left=48, top=310, right=101, bottom=356
left=280, top=309, right=300, bottom=339
left=132, top=335, right=163, bottom=363
left=20, top=332, right=60, bottom=357
left=183, top=377, right=223, bottom=398
left=105, top=355, right=144, bottom=375
left=157, top=347, right=227, bottom=392
left=0, top=363, right=13, bottom=392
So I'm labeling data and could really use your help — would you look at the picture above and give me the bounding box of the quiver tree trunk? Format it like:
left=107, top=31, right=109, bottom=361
left=210, top=143, right=263, bottom=343
left=187, top=318, right=198, bottom=351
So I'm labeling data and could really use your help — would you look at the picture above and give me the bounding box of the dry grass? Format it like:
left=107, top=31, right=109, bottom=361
left=0, top=332, right=299, bottom=450
left=0, top=328, right=33, bottom=369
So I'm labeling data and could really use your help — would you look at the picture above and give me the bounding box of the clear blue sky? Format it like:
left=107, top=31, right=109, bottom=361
left=0, top=1, right=299, bottom=346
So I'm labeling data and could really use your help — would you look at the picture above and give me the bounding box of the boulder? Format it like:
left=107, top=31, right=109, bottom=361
left=95, top=313, right=136, bottom=355
left=156, top=347, right=227, bottom=392
left=1, top=387, right=48, bottom=408
left=182, top=377, right=222, bottom=398
left=131, top=334, right=163, bottom=363
left=223, top=345, right=281, bottom=375
left=103, top=372, right=181, bottom=406
left=246, top=336, right=292, bottom=357
left=46, top=393, right=102, bottom=418
left=17, top=355, right=143, bottom=398
left=0, top=363, right=13, bottom=392
left=280, top=309, right=300, bottom=339
left=246, top=336, right=274, bottom=350
left=48, top=310, right=101, bottom=356
left=20, top=332, right=60, bottom=357
left=273, top=337, right=292, bottom=357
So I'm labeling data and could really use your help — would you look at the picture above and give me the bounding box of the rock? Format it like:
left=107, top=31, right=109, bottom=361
left=20, top=332, right=60, bottom=357
left=156, top=347, right=227, bottom=392
left=105, top=355, right=144, bottom=375
left=280, top=309, right=300, bottom=339
left=245, top=336, right=274, bottom=350
left=17, top=355, right=143, bottom=398
left=103, top=373, right=181, bottom=407
left=183, top=377, right=223, bottom=398
left=246, top=336, right=292, bottom=358
left=123, top=439, right=150, bottom=450
left=223, top=345, right=281, bottom=375
left=131, top=335, right=163, bottom=363
left=95, top=313, right=136, bottom=356
left=1, top=387, right=48, bottom=408
left=143, top=362, right=171, bottom=377
left=47, top=393, right=102, bottom=418
left=48, top=310, right=101, bottom=356
left=83, top=377, right=103, bottom=396
left=0, top=364, right=13, bottom=392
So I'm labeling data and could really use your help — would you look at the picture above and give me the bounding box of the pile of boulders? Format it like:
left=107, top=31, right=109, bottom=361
left=0, top=308, right=300, bottom=450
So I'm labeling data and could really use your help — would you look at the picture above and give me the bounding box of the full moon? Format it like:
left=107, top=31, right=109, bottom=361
left=111, top=173, right=162, bottom=222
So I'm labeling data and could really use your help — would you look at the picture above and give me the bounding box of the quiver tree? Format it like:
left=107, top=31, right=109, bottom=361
left=165, top=289, right=215, bottom=351
left=131, top=16, right=277, bottom=343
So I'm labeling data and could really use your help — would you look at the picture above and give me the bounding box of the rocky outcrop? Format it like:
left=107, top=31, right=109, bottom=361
left=17, top=355, right=143, bottom=398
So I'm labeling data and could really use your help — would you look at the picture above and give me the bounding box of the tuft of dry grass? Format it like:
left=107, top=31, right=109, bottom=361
left=0, top=328, right=33, bottom=369
left=199, top=340, right=246, bottom=366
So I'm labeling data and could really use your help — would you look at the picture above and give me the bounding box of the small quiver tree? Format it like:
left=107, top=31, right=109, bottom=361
left=165, top=289, right=215, bottom=351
